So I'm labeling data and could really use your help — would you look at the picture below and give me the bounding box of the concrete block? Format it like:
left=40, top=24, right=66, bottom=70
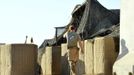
left=84, top=40, right=94, bottom=75
left=0, top=44, right=37, bottom=75
left=94, top=37, right=116, bottom=75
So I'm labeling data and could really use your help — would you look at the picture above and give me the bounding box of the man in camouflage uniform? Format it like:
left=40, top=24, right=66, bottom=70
left=64, top=25, right=84, bottom=75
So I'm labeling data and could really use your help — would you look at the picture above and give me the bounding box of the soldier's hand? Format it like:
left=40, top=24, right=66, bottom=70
left=81, top=49, right=84, bottom=54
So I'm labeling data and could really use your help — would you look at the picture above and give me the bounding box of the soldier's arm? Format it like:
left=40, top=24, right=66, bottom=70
left=63, top=32, right=67, bottom=38
left=78, top=35, right=84, bottom=54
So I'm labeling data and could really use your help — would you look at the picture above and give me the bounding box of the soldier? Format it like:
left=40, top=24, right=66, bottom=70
left=63, top=25, right=84, bottom=75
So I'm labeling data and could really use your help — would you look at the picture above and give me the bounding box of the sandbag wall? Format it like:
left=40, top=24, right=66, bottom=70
left=41, top=46, right=61, bottom=75
left=0, top=44, right=37, bottom=75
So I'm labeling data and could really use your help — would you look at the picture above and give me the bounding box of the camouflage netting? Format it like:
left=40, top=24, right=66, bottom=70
left=38, top=0, right=120, bottom=65
left=74, top=0, right=119, bottom=39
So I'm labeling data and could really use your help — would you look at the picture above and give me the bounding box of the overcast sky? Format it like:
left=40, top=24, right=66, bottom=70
left=0, top=0, right=120, bottom=46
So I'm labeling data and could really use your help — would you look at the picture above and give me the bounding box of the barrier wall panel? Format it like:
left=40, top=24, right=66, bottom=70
left=52, top=46, right=61, bottom=75
left=94, top=37, right=116, bottom=75
left=0, top=44, right=37, bottom=75
left=41, top=46, right=61, bottom=75
left=85, top=40, right=94, bottom=75
left=61, top=43, right=70, bottom=75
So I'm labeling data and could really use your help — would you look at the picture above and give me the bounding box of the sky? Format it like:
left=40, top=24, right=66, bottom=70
left=0, top=0, right=120, bottom=46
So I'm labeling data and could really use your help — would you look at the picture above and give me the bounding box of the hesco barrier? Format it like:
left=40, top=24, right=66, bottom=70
left=40, top=36, right=118, bottom=75
left=61, top=43, right=70, bottom=75
left=41, top=46, right=61, bottom=75
left=0, top=44, right=37, bottom=75
left=94, top=37, right=117, bottom=75
left=84, top=40, right=94, bottom=75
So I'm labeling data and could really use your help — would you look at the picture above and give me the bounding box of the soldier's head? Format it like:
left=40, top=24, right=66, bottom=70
left=68, top=25, right=75, bottom=32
